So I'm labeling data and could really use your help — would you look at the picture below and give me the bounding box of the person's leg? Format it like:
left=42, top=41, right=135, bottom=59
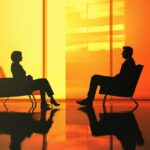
left=42, top=79, right=58, bottom=104
left=77, top=74, right=112, bottom=106
left=87, top=74, right=109, bottom=100
left=40, top=90, right=48, bottom=106
left=41, top=79, right=60, bottom=106
left=31, top=79, right=59, bottom=106
left=38, top=78, right=54, bottom=97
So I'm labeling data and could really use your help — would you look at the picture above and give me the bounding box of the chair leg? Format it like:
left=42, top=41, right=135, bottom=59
left=131, top=97, right=138, bottom=106
left=103, top=95, right=107, bottom=105
left=28, top=94, right=37, bottom=113
left=4, top=103, right=8, bottom=112
left=4, top=97, right=9, bottom=104
left=31, top=94, right=37, bottom=104
left=103, top=95, right=107, bottom=113
left=131, top=104, right=138, bottom=112
left=28, top=95, right=33, bottom=103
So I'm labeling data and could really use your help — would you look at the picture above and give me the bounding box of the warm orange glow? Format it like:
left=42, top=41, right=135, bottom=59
left=66, top=0, right=125, bottom=99
left=47, top=0, right=66, bottom=99
left=0, top=0, right=42, bottom=78
left=0, top=0, right=149, bottom=99
left=125, top=0, right=150, bottom=98
left=0, top=0, right=66, bottom=99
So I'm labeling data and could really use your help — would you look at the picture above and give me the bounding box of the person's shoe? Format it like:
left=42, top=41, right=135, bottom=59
left=50, top=99, right=60, bottom=106
left=76, top=98, right=93, bottom=107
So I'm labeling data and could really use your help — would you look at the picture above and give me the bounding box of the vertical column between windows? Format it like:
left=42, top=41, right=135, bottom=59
left=42, top=0, right=47, bottom=78
left=110, top=0, right=113, bottom=76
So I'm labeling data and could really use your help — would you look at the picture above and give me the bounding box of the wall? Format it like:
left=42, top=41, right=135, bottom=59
left=125, top=0, right=150, bottom=98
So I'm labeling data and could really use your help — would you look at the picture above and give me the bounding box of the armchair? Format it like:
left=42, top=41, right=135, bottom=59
left=0, top=66, right=36, bottom=104
left=99, top=65, right=144, bottom=106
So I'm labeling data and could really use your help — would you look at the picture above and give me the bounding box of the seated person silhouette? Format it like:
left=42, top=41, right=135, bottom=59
left=77, top=46, right=136, bottom=107
left=11, top=51, right=60, bottom=107
left=79, top=107, right=144, bottom=150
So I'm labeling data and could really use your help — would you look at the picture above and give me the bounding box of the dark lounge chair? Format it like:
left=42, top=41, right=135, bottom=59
left=0, top=66, right=36, bottom=104
left=99, top=64, right=144, bottom=106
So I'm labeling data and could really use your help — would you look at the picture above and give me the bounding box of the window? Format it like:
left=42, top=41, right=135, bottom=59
left=66, top=0, right=125, bottom=99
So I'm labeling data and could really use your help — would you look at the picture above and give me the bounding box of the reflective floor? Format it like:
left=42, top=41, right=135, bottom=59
left=0, top=99, right=149, bottom=150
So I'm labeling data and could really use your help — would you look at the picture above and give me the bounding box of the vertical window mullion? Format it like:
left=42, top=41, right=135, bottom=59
left=110, top=0, right=113, bottom=76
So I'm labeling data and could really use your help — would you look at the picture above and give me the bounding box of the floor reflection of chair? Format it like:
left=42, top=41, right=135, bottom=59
left=3, top=101, right=37, bottom=113
left=0, top=108, right=59, bottom=149
left=79, top=106, right=144, bottom=150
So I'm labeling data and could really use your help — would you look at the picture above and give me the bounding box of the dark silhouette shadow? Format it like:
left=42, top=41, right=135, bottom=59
left=0, top=51, right=60, bottom=107
left=77, top=46, right=143, bottom=107
left=0, top=108, right=59, bottom=150
left=79, top=107, right=144, bottom=150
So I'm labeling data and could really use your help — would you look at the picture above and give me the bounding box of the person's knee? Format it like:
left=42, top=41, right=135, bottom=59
left=37, top=78, right=48, bottom=87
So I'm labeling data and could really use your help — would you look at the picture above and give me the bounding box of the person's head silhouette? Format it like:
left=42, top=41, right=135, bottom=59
left=11, top=51, right=22, bottom=63
left=122, top=46, right=133, bottom=59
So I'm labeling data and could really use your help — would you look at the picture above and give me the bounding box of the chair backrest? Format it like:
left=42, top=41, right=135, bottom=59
left=129, top=64, right=144, bottom=96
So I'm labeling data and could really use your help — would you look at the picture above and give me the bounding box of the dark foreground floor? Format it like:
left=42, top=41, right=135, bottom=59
left=0, top=99, right=149, bottom=150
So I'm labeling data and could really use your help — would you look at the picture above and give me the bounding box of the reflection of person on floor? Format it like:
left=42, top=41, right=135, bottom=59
left=0, top=108, right=59, bottom=150
left=79, top=107, right=144, bottom=150
left=10, top=109, right=59, bottom=150
left=77, top=46, right=136, bottom=107
left=11, top=51, right=60, bottom=107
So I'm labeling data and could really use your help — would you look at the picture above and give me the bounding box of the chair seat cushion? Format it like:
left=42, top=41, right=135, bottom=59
left=0, top=78, right=32, bottom=97
left=100, top=84, right=132, bottom=97
left=99, top=65, right=143, bottom=97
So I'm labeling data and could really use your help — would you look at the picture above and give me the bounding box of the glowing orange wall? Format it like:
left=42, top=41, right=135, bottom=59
left=0, top=0, right=149, bottom=99
left=124, top=0, right=150, bottom=98
left=0, top=0, right=66, bottom=99
left=66, top=0, right=150, bottom=99
left=66, top=0, right=125, bottom=99
left=0, top=0, right=43, bottom=79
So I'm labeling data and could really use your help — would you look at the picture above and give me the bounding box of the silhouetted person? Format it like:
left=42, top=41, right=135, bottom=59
left=11, top=51, right=60, bottom=107
left=79, top=107, right=144, bottom=150
left=0, top=108, right=59, bottom=150
left=77, top=46, right=136, bottom=107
